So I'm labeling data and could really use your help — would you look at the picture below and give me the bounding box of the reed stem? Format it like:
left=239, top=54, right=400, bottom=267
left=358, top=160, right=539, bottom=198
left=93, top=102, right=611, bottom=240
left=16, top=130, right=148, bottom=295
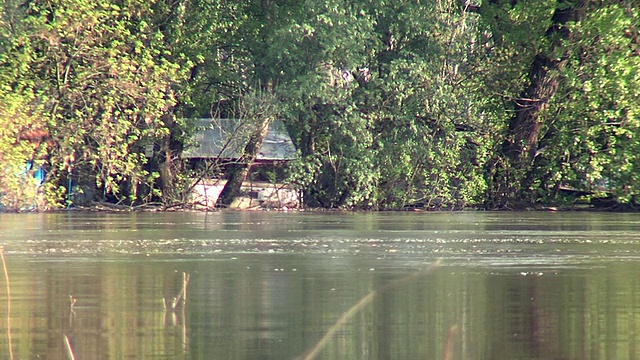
left=1, top=247, right=14, bottom=360
left=64, top=334, right=76, bottom=360
left=297, top=259, right=442, bottom=360
left=443, top=324, right=458, bottom=360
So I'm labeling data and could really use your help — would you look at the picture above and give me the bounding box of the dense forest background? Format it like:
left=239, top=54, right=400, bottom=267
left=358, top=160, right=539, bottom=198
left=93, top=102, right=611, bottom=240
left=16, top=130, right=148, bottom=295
left=0, top=0, right=638, bottom=211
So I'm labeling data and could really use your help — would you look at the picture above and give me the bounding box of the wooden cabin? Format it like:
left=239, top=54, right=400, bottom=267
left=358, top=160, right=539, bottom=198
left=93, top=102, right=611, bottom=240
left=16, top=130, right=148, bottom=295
left=181, top=118, right=299, bottom=209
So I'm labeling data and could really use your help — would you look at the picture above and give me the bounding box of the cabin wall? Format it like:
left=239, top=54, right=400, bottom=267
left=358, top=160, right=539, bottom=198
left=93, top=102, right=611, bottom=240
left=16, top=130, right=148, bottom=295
left=190, top=179, right=300, bottom=210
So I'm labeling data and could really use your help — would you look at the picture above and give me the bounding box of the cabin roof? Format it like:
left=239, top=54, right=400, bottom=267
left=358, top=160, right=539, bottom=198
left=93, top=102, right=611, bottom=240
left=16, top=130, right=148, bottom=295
left=181, top=118, right=297, bottom=161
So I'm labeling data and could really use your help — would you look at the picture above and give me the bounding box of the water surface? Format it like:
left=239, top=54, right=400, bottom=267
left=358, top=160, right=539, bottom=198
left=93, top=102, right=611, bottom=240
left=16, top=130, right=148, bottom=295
left=1, top=211, right=640, bottom=359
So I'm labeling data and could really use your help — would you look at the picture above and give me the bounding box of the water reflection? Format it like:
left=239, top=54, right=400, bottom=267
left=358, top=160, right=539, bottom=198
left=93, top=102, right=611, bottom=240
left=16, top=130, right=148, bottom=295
left=1, top=212, right=640, bottom=359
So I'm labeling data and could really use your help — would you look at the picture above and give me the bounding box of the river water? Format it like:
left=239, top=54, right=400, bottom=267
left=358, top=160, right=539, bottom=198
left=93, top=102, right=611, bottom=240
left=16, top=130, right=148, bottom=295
left=1, top=211, right=640, bottom=359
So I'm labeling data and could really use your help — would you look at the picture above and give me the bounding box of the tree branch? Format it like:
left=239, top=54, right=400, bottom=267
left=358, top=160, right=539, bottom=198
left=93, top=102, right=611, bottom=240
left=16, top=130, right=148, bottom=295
left=457, top=0, right=481, bottom=13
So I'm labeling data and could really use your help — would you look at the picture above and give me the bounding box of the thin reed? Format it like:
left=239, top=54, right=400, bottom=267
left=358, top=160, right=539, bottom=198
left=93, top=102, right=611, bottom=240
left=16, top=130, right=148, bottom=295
left=64, top=334, right=76, bottom=360
left=1, top=247, right=14, bottom=360
left=296, top=259, right=442, bottom=360
left=443, top=324, right=458, bottom=360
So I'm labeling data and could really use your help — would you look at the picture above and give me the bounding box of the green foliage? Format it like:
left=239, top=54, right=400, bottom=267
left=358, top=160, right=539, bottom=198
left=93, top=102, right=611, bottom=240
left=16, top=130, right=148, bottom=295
left=2, top=0, right=639, bottom=210
left=0, top=1, right=45, bottom=210
left=279, top=0, right=490, bottom=209
left=1, top=0, right=182, bottom=207
left=0, top=97, right=44, bottom=210
left=546, top=3, right=640, bottom=204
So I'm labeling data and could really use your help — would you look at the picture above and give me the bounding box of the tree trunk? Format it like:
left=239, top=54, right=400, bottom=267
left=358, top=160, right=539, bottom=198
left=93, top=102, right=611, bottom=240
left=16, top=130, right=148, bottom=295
left=489, top=0, right=586, bottom=209
left=216, top=117, right=271, bottom=207
left=158, top=113, right=184, bottom=204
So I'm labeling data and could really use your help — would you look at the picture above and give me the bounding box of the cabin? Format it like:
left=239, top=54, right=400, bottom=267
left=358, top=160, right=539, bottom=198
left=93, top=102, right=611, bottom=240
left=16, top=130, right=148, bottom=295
left=183, top=118, right=296, bottom=163
left=181, top=118, right=299, bottom=209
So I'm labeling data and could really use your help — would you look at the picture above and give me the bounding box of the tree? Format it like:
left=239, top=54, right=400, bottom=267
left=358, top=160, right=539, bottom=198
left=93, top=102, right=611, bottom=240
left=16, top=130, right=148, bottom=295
left=0, top=0, right=182, bottom=208
left=547, top=1, right=640, bottom=206
left=210, top=0, right=301, bottom=207
left=278, top=0, right=489, bottom=209
left=482, top=0, right=587, bottom=208
left=143, top=0, right=248, bottom=205
left=148, top=0, right=297, bottom=207
left=365, top=0, right=489, bottom=209
left=273, top=0, right=376, bottom=208
left=0, top=1, right=45, bottom=210
left=481, top=0, right=640, bottom=209
left=215, top=90, right=279, bottom=207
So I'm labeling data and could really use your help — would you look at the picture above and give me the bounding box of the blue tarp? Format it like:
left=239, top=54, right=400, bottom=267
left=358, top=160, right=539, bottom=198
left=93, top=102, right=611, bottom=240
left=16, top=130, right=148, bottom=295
left=24, top=161, right=46, bottom=186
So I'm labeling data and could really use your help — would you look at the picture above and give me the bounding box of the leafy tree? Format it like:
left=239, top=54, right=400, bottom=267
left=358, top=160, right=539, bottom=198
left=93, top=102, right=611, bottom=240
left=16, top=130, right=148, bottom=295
left=140, top=0, right=251, bottom=206
left=365, top=0, right=489, bottom=209
left=269, top=0, right=376, bottom=207
left=547, top=2, right=640, bottom=206
left=0, top=0, right=183, bottom=208
left=482, top=0, right=588, bottom=209
left=3, top=0, right=638, bottom=211
left=0, top=0, right=48, bottom=210
left=146, top=0, right=301, bottom=207
left=481, top=0, right=640, bottom=209
left=278, top=0, right=489, bottom=209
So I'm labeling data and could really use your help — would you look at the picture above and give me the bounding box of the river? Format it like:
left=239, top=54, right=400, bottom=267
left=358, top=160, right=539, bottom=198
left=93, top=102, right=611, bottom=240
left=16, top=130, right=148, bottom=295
left=1, top=211, right=640, bottom=359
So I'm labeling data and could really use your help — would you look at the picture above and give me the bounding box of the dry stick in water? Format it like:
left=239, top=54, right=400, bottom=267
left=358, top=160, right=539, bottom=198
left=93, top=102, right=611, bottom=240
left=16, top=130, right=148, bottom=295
left=296, top=259, right=443, bottom=360
left=69, top=294, right=77, bottom=311
left=1, top=247, right=14, bottom=360
left=164, top=272, right=191, bottom=311
left=171, top=272, right=190, bottom=309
